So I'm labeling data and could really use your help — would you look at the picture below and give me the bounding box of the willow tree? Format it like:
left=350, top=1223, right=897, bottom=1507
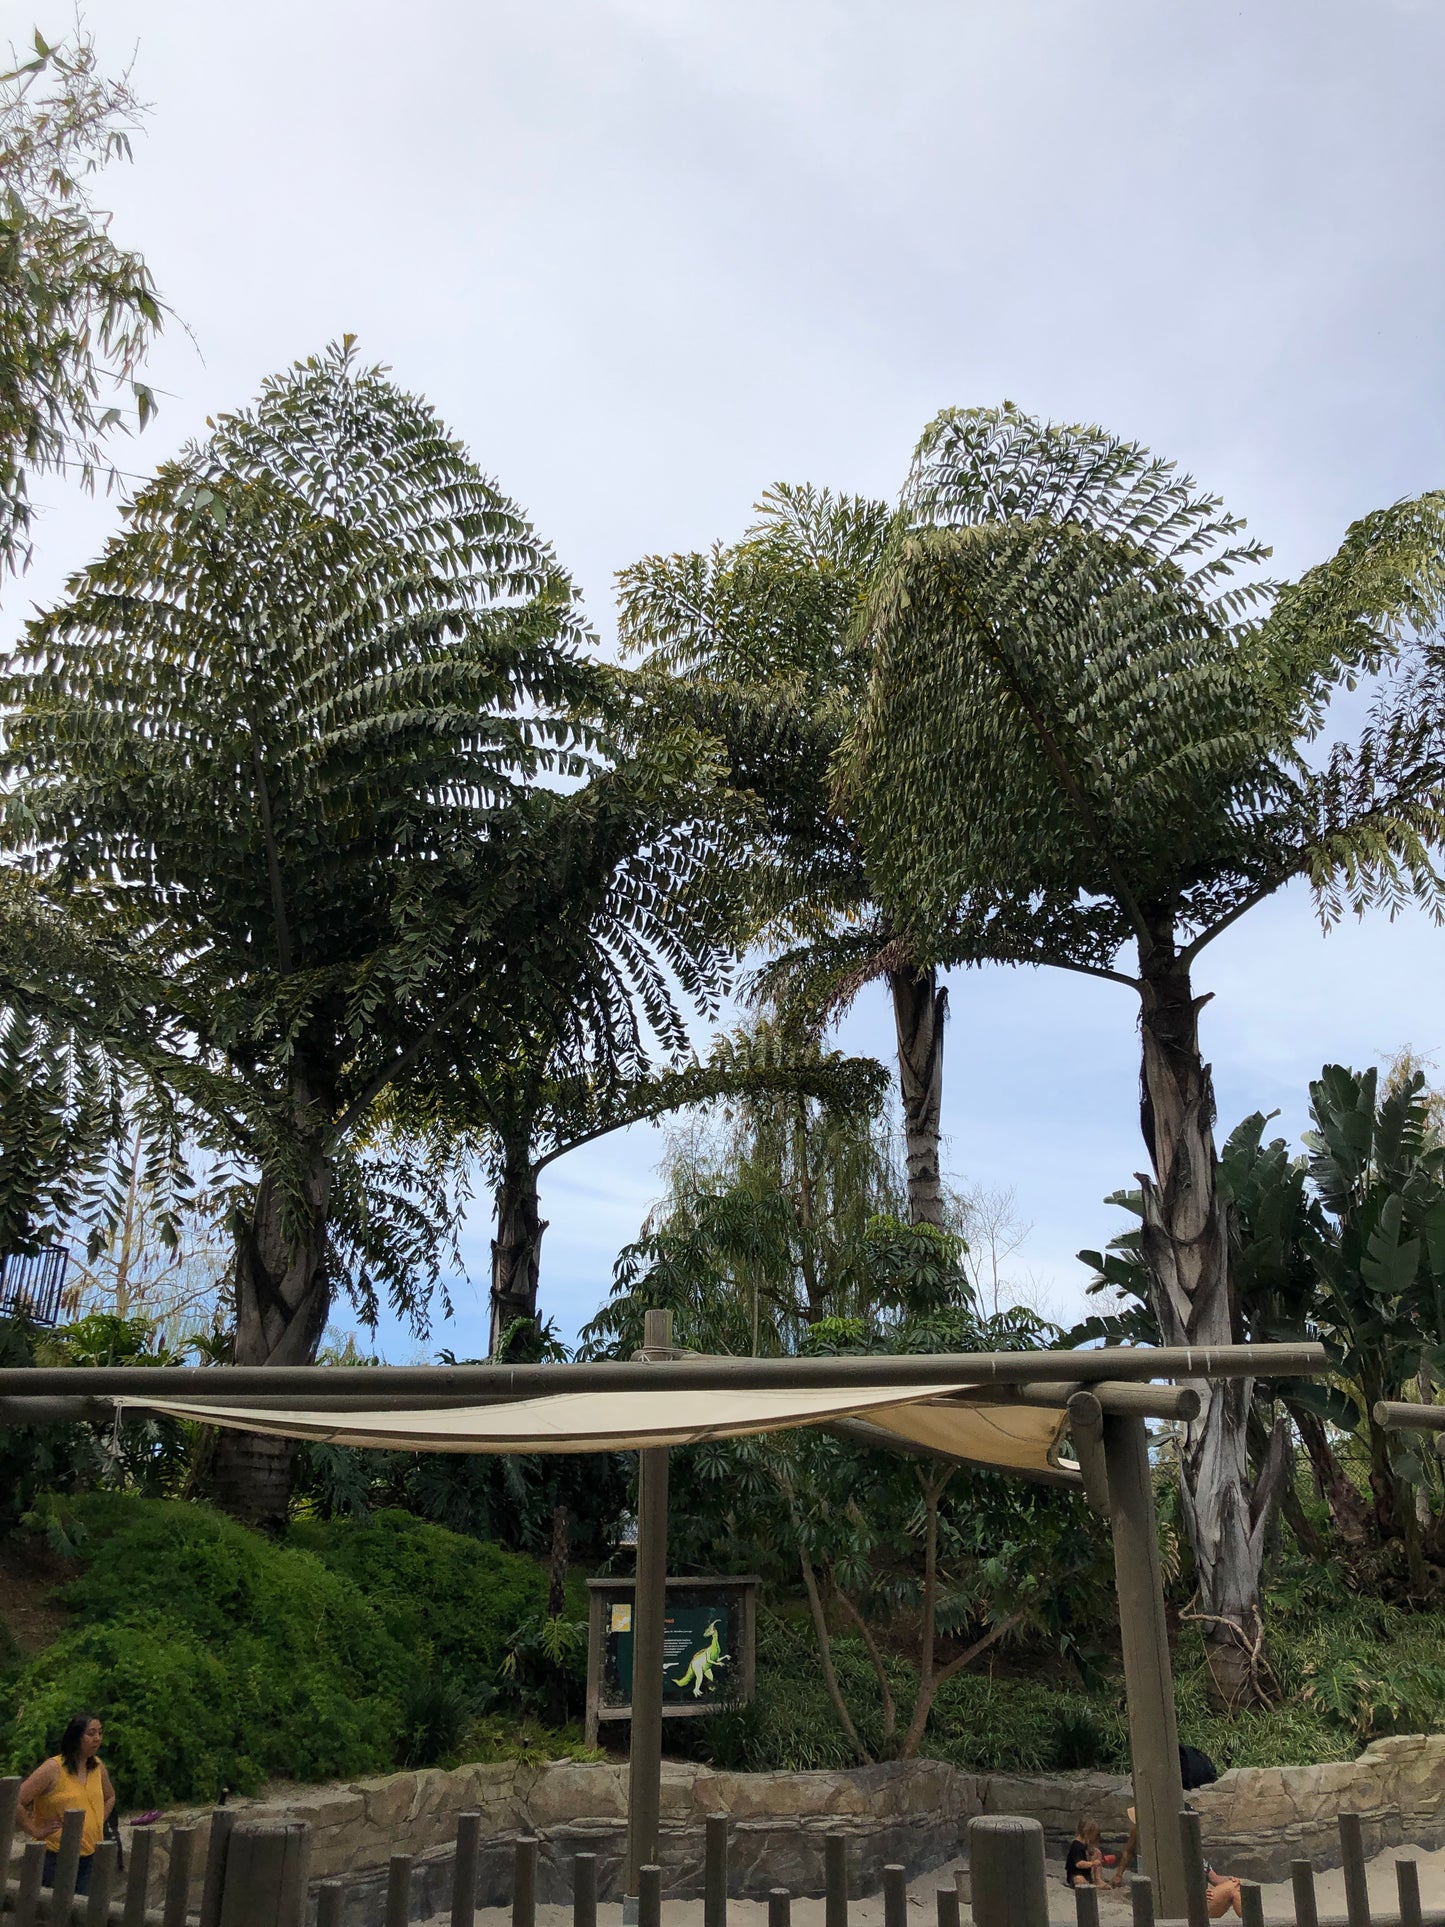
left=0, top=342, right=597, bottom=1523
left=618, top=487, right=957, bottom=1226
left=843, top=403, right=1445, bottom=1704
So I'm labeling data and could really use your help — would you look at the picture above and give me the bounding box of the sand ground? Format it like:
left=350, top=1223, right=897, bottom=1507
left=429, top=1839, right=1445, bottom=1927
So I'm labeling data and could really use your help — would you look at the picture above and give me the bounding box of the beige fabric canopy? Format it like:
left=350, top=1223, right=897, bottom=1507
left=121, top=1381, right=1077, bottom=1479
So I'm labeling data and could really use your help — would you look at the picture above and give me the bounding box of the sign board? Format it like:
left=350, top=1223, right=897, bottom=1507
left=584, top=1575, right=758, bottom=1746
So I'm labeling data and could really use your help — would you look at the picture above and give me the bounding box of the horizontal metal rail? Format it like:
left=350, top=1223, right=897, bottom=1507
left=0, top=1341, right=1325, bottom=1405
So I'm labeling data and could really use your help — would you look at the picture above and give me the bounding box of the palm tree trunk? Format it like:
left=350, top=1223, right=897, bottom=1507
left=1135, top=921, right=1269, bottom=1709
left=214, top=1134, right=333, bottom=1530
left=489, top=1148, right=548, bottom=1352
left=889, top=965, right=947, bottom=1228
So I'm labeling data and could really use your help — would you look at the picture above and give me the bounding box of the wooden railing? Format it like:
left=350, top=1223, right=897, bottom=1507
left=2, top=1780, right=1440, bottom=1927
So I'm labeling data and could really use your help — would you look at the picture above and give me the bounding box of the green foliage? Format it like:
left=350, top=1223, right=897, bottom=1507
left=845, top=401, right=1445, bottom=970
left=0, top=1495, right=572, bottom=1805
left=289, top=1508, right=545, bottom=1684
left=584, top=1022, right=935, bottom=1357
left=5, top=1495, right=403, bottom=1804
left=0, top=340, right=602, bottom=1351
left=0, top=28, right=162, bottom=580
left=497, top=1611, right=589, bottom=1726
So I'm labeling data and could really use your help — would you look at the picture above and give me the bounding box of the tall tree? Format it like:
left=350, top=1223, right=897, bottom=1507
left=0, top=342, right=598, bottom=1524
left=618, top=487, right=954, bottom=1228
left=842, top=402, right=1445, bottom=1703
left=0, top=28, right=162, bottom=583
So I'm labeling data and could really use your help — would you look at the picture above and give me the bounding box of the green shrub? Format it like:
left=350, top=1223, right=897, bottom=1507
left=5, top=1495, right=405, bottom=1805
left=290, top=1509, right=545, bottom=1685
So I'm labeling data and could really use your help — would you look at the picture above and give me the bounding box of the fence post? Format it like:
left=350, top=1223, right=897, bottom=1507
left=883, top=1864, right=907, bottom=1927
left=936, top=1887, right=961, bottom=1927
left=824, top=1834, right=847, bottom=1927
left=1130, top=1873, right=1157, bottom=1927
left=1291, top=1860, right=1320, bottom=1927
left=199, top=1809, right=236, bottom=1927
left=0, top=1777, right=21, bottom=1884
left=1239, top=1883, right=1264, bottom=1927
left=1397, top=1860, right=1423, bottom=1927
left=386, top=1854, right=415, bottom=1927
left=217, top=1822, right=306, bottom=1927
left=969, top=1818, right=1049, bottom=1927
left=163, top=1824, right=197, bottom=1927
left=1178, top=1810, right=1209, bottom=1927
left=1339, top=1813, right=1371, bottom=1927
left=85, top=1839, right=120, bottom=1927
left=1073, top=1887, right=1100, bottom=1927
left=573, top=1853, right=598, bottom=1927
left=14, top=1839, right=45, bottom=1927
left=451, top=1810, right=482, bottom=1927
left=638, top=1864, right=662, bottom=1927
left=317, top=1882, right=345, bottom=1927
left=49, top=1805, right=86, bottom=1923
left=122, top=1825, right=155, bottom=1927
left=513, top=1837, right=539, bottom=1927
left=704, top=1815, right=728, bottom=1927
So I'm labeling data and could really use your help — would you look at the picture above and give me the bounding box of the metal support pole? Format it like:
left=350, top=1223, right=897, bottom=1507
left=626, top=1311, right=675, bottom=1904
left=1101, top=1414, right=1186, bottom=1921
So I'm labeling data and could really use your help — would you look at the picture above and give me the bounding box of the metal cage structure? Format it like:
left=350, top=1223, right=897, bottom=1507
left=0, top=1246, right=70, bottom=1327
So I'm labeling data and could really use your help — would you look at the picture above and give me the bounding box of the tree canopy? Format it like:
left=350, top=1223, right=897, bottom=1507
left=0, top=29, right=162, bottom=583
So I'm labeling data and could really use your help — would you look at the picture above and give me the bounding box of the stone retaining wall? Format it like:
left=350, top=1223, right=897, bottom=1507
left=130, top=1734, right=1445, bottom=1922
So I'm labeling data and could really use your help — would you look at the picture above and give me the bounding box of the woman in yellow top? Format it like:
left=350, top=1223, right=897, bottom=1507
left=18, top=1712, right=115, bottom=1894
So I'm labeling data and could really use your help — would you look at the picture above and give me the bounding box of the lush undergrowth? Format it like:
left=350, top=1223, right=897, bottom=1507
left=0, top=1496, right=563, bottom=1806
left=2, top=1495, right=1442, bottom=1808
left=685, top=1566, right=1445, bottom=1775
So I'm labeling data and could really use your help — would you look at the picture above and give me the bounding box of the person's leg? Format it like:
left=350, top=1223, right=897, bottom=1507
left=1208, top=1881, right=1242, bottom=1918
left=75, top=1855, right=92, bottom=1895
left=41, top=1850, right=57, bottom=1890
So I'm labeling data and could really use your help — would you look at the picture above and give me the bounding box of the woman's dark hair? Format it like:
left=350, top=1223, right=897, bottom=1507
left=58, top=1713, right=100, bottom=1774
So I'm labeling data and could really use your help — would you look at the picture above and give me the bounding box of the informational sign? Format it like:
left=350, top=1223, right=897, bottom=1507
left=584, top=1576, right=758, bottom=1744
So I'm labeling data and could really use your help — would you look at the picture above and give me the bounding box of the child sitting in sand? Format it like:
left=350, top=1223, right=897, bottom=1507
left=1065, top=1819, right=1106, bottom=1889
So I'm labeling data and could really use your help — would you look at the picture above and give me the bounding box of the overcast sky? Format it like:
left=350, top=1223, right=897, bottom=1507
left=9, top=0, right=1443, bottom=1354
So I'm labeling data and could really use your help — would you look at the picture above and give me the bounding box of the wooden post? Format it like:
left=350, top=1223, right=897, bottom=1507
left=824, top=1833, right=848, bottom=1927
left=704, top=1814, right=728, bottom=1927
left=1101, top=1415, right=1187, bottom=1920
left=386, top=1854, right=415, bottom=1927
left=15, top=1840, right=45, bottom=1927
left=513, top=1837, right=538, bottom=1927
left=123, top=1826, right=155, bottom=1927
left=768, top=1891, right=791, bottom=1927
left=162, top=1824, right=197, bottom=1927
left=883, top=1865, right=907, bottom=1927
left=967, top=1818, right=1048, bottom=1927
left=1128, top=1874, right=1155, bottom=1927
left=1179, top=1810, right=1209, bottom=1927
left=574, top=1854, right=598, bottom=1927
left=317, top=1884, right=345, bottom=1927
left=199, top=1809, right=236, bottom=1927
left=936, top=1889, right=960, bottom=1927
left=451, top=1811, right=481, bottom=1927
left=1291, top=1862, right=1319, bottom=1927
left=638, top=1865, right=662, bottom=1927
left=85, top=1841, right=120, bottom=1927
left=0, top=1777, right=21, bottom=1882
left=50, top=1806, right=86, bottom=1922
left=1339, top=1813, right=1370, bottom=1927
left=1397, top=1858, right=1423, bottom=1927
left=627, top=1310, right=675, bottom=1902
left=1073, top=1887, right=1100, bottom=1927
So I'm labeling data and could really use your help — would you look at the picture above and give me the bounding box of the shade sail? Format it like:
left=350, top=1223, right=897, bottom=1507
left=119, top=1380, right=1077, bottom=1479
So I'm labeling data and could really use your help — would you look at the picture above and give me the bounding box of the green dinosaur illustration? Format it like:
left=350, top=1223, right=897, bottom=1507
left=673, top=1617, right=729, bottom=1697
